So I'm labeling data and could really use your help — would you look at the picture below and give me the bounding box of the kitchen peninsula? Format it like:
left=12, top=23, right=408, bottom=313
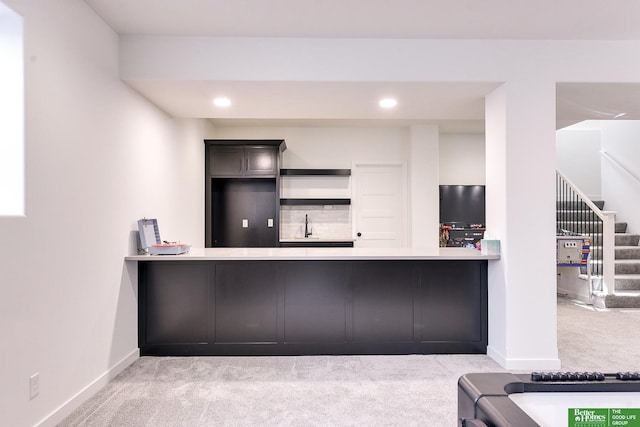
left=126, top=247, right=498, bottom=356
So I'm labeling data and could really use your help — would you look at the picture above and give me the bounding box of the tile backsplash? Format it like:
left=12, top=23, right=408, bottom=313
left=280, top=205, right=352, bottom=239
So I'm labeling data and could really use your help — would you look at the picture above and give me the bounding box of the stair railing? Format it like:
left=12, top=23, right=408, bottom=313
left=556, top=170, right=616, bottom=295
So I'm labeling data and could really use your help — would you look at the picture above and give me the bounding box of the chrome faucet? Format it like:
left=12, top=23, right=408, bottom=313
left=304, top=214, right=313, bottom=238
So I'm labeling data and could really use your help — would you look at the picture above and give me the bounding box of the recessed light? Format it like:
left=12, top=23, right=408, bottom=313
left=213, top=97, right=231, bottom=107
left=379, top=98, right=397, bottom=109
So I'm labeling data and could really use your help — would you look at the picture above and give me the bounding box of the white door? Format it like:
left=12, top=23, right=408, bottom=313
left=352, top=163, right=406, bottom=248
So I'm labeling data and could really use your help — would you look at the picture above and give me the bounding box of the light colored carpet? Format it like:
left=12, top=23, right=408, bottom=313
left=556, top=297, right=640, bottom=372
left=58, top=297, right=640, bottom=427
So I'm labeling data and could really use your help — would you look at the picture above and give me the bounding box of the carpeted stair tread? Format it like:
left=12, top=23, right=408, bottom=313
left=594, top=293, right=640, bottom=308
left=614, top=274, right=640, bottom=291
left=614, top=259, right=640, bottom=274
left=615, top=247, right=640, bottom=259
left=616, top=222, right=629, bottom=233
left=615, top=234, right=640, bottom=246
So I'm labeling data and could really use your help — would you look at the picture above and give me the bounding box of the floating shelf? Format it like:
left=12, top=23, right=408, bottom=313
left=280, top=169, right=351, bottom=176
left=280, top=198, right=351, bottom=206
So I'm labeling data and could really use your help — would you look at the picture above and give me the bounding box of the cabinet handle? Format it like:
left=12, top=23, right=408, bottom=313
left=357, top=232, right=362, bottom=237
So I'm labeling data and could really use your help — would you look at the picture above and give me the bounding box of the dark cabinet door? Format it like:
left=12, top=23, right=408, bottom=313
left=245, top=146, right=276, bottom=176
left=214, top=262, right=278, bottom=343
left=141, top=262, right=210, bottom=345
left=352, top=261, right=415, bottom=343
left=282, top=261, right=348, bottom=343
left=209, top=146, right=244, bottom=177
left=209, top=145, right=276, bottom=177
left=420, top=261, right=486, bottom=343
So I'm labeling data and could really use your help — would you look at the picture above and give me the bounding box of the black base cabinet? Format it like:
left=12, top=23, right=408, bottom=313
left=138, top=260, right=488, bottom=356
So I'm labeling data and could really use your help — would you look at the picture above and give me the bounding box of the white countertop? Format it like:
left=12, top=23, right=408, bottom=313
left=125, top=247, right=500, bottom=261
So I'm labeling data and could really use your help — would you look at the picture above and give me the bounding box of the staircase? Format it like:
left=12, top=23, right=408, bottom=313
left=601, top=221, right=640, bottom=307
left=557, top=200, right=640, bottom=308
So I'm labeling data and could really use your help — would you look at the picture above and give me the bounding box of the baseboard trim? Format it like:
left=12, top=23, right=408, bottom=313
left=36, top=348, right=140, bottom=427
left=487, top=346, right=561, bottom=370
left=503, top=357, right=562, bottom=371
left=486, top=345, right=507, bottom=367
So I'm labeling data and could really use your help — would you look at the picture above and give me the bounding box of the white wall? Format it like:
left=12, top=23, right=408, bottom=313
left=0, top=1, right=206, bottom=425
left=556, top=123, right=602, bottom=200
left=215, top=126, right=416, bottom=244
left=214, top=126, right=410, bottom=167
left=439, top=134, right=485, bottom=185
left=213, top=125, right=454, bottom=247
left=556, top=120, right=640, bottom=233
left=0, top=2, right=24, bottom=215
left=409, top=125, right=440, bottom=247
left=601, top=120, right=640, bottom=234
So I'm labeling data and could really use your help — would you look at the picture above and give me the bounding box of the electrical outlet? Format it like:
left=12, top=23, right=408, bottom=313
left=29, top=373, right=39, bottom=400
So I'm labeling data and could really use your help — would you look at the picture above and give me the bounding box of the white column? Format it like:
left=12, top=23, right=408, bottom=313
left=485, top=79, right=561, bottom=370
left=409, top=125, right=439, bottom=247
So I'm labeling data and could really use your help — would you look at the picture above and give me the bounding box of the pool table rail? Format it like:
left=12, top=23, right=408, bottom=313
left=458, top=372, right=640, bottom=427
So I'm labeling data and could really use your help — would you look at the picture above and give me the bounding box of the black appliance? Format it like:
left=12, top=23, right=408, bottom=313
left=439, top=185, right=486, bottom=248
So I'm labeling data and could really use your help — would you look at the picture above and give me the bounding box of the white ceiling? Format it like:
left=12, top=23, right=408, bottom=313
left=85, top=0, right=640, bottom=40
left=86, top=0, right=640, bottom=131
left=127, top=80, right=499, bottom=132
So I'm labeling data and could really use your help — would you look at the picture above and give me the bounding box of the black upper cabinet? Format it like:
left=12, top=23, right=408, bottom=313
left=245, top=146, right=277, bottom=176
left=207, top=143, right=280, bottom=177
left=204, top=140, right=286, bottom=248
left=209, top=146, right=244, bottom=176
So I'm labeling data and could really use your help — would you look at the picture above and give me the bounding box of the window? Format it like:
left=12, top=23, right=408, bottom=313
left=0, top=1, right=24, bottom=216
